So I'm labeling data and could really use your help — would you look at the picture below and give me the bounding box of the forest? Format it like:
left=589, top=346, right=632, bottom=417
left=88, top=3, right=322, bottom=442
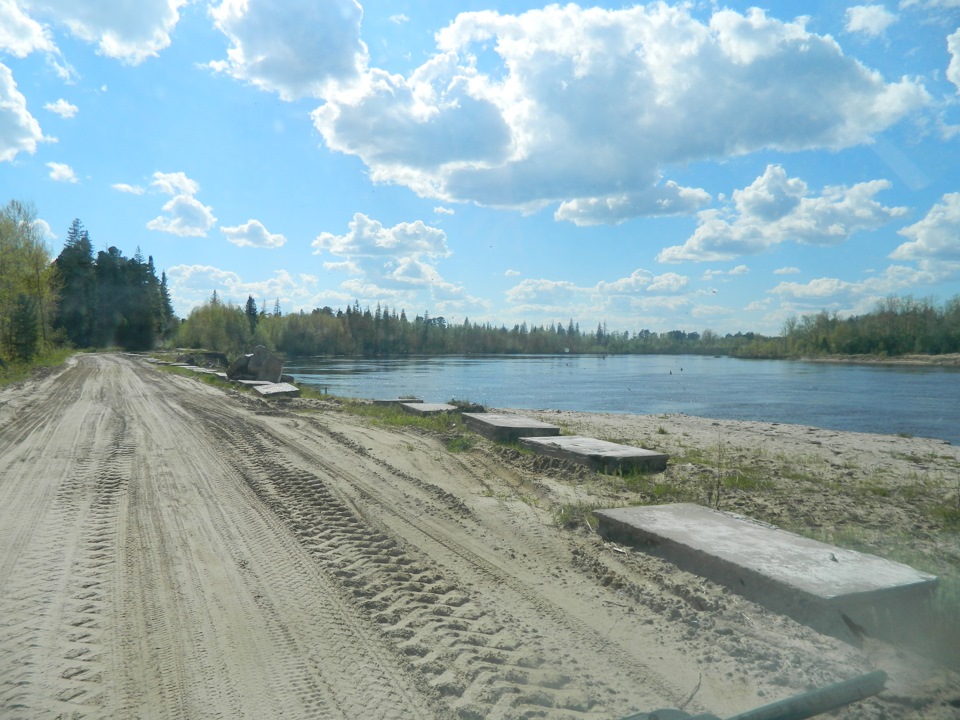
left=178, top=293, right=960, bottom=360
left=2, top=200, right=959, bottom=373
left=0, top=202, right=175, bottom=371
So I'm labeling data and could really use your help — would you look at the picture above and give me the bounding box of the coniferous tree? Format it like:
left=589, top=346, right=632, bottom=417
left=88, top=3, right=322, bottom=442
left=53, top=219, right=96, bottom=347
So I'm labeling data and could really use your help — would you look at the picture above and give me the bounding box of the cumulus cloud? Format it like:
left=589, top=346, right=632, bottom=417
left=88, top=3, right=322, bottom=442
left=23, top=0, right=188, bottom=64
left=208, top=0, right=367, bottom=100
left=774, top=266, right=801, bottom=275
left=146, top=171, right=216, bottom=237
left=0, top=0, right=55, bottom=57
left=311, top=213, right=484, bottom=307
left=43, top=98, right=78, bottom=118
left=46, top=161, right=77, bottom=182
left=221, top=219, right=287, bottom=248
left=891, top=192, right=960, bottom=261
left=948, top=29, right=960, bottom=93
left=389, top=14, right=408, bottom=25
left=0, top=63, right=43, bottom=162
left=658, top=165, right=908, bottom=262
left=165, top=264, right=329, bottom=315
left=554, top=182, right=712, bottom=226
left=504, top=269, right=520, bottom=277
left=310, top=4, right=928, bottom=220
left=32, top=217, right=56, bottom=240
left=112, top=182, right=144, bottom=194
left=151, top=170, right=199, bottom=196
left=845, top=6, right=898, bottom=37
left=434, top=206, right=455, bottom=215
left=148, top=195, right=217, bottom=237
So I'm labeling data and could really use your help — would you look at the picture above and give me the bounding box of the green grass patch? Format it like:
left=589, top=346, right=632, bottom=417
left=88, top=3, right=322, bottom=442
left=553, top=501, right=604, bottom=530
left=339, top=399, right=466, bottom=434
left=445, top=434, right=476, bottom=452
left=0, top=347, right=75, bottom=387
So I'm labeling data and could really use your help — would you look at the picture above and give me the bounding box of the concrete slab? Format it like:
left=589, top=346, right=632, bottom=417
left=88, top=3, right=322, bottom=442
left=462, top=413, right=560, bottom=442
left=236, top=380, right=273, bottom=387
left=400, top=402, right=456, bottom=415
left=594, top=503, right=939, bottom=644
left=520, top=435, right=668, bottom=472
left=374, top=398, right=423, bottom=406
left=253, top=382, right=301, bottom=399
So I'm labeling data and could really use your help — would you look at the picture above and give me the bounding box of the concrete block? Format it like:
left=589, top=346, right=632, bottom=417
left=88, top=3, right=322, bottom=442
left=236, top=380, right=273, bottom=387
left=520, top=435, right=668, bottom=472
left=374, top=398, right=423, bottom=406
left=594, top=503, right=939, bottom=644
left=400, top=402, right=456, bottom=415
left=462, top=413, right=560, bottom=442
left=253, top=382, right=301, bottom=399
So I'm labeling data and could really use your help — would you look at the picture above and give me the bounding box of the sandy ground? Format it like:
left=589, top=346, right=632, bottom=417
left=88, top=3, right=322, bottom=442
left=1, top=353, right=959, bottom=719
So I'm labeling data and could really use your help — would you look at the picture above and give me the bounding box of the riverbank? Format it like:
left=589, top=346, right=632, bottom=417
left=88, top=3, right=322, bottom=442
left=801, top=352, right=960, bottom=367
left=3, top=355, right=959, bottom=718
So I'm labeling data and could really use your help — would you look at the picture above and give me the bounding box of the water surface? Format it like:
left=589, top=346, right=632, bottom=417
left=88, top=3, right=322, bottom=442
left=285, top=355, right=960, bottom=444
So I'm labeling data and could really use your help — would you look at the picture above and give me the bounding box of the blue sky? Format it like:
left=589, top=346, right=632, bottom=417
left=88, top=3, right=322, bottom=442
left=2, top=0, right=959, bottom=335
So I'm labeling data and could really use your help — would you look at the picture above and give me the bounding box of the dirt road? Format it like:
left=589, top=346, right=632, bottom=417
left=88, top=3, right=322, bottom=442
left=0, top=354, right=956, bottom=719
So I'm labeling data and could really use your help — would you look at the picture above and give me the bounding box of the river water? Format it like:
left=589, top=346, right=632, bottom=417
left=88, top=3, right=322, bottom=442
left=285, top=354, right=960, bottom=445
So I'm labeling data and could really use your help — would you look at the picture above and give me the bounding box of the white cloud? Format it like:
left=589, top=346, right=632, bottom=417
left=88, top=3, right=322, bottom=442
left=46, top=161, right=77, bottom=182
left=221, top=219, right=287, bottom=248
left=24, top=0, right=188, bottom=64
left=151, top=170, right=199, bottom=196
left=0, top=0, right=55, bottom=57
left=148, top=195, right=217, bottom=237
left=554, top=182, right=712, bottom=226
left=891, top=193, right=960, bottom=261
left=208, top=0, right=367, bottom=101
left=112, top=182, right=144, bottom=194
left=845, top=6, right=898, bottom=37
left=434, top=206, right=455, bottom=215
left=43, top=98, right=78, bottom=118
left=389, top=14, right=408, bottom=25
left=311, top=213, right=481, bottom=306
left=32, top=217, right=56, bottom=240
left=0, top=63, right=44, bottom=162
left=948, top=29, right=960, bottom=93
left=658, top=165, right=908, bottom=262
left=166, top=264, right=330, bottom=315
left=774, top=266, right=801, bottom=275
left=312, top=5, right=928, bottom=220
left=504, top=269, right=520, bottom=277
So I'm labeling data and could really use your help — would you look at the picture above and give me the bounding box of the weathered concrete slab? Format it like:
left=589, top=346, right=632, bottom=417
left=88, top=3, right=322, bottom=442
left=462, top=413, right=560, bottom=442
left=253, top=382, right=301, bottom=399
left=400, top=402, right=456, bottom=415
left=374, top=398, right=423, bottom=406
left=594, top=503, right=939, bottom=645
left=236, top=380, right=273, bottom=387
left=520, top=435, right=668, bottom=472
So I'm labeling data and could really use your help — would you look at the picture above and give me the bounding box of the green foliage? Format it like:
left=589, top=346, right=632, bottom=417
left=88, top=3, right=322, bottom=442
left=553, top=502, right=603, bottom=530
left=0, top=201, right=59, bottom=363
left=51, top=219, right=175, bottom=351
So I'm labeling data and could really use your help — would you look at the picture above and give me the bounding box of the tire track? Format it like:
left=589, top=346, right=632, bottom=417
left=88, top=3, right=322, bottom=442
left=191, top=405, right=658, bottom=718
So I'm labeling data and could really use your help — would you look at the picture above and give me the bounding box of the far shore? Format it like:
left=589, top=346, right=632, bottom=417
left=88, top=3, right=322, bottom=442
left=799, top=352, right=960, bottom=367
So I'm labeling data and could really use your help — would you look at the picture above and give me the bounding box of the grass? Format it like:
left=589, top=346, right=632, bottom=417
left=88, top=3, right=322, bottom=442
left=339, top=399, right=467, bottom=434
left=0, top=347, right=74, bottom=387
left=553, top=502, right=604, bottom=530
left=445, top=434, right=476, bottom=453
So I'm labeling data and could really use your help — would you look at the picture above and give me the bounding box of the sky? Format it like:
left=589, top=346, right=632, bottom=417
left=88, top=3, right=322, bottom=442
left=2, top=0, right=959, bottom=336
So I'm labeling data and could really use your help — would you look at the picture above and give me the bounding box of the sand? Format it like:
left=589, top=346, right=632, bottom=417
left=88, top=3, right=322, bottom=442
left=0, top=353, right=958, bottom=719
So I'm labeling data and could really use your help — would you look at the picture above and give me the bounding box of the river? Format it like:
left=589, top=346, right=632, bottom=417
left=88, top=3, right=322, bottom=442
left=285, top=354, right=960, bottom=445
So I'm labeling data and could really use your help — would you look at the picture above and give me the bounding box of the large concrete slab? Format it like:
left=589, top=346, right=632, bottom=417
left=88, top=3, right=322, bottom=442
left=594, top=503, right=939, bottom=644
left=400, top=402, right=456, bottom=415
left=462, top=413, right=560, bottom=442
left=253, top=382, right=301, bottom=399
left=374, top=398, right=423, bottom=406
left=520, top=435, right=668, bottom=473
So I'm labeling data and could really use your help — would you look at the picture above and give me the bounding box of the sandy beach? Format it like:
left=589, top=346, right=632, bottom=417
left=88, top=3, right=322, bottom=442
left=1, top=353, right=958, bottom=718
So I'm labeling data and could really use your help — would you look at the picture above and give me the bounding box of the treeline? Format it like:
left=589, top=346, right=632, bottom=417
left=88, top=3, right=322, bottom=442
left=0, top=201, right=176, bottom=367
left=180, top=295, right=960, bottom=361
left=743, top=296, right=960, bottom=358
left=180, top=298, right=771, bottom=357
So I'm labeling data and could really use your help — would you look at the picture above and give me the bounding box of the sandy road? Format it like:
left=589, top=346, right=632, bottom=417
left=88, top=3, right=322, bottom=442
left=1, top=353, right=955, bottom=719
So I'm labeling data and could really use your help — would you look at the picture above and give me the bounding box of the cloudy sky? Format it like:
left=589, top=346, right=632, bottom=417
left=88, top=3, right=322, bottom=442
left=2, top=0, right=959, bottom=334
